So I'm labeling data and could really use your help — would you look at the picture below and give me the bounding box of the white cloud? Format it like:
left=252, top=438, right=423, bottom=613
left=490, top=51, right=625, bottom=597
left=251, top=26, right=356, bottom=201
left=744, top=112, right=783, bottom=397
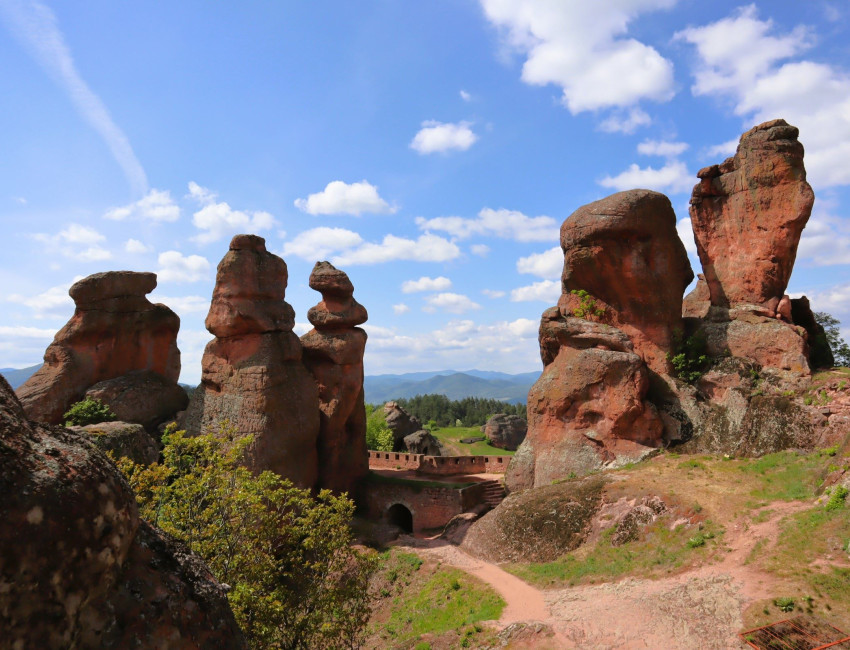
left=13, top=196, right=27, bottom=205
left=173, top=328, right=213, bottom=385
left=7, top=282, right=74, bottom=318
left=332, top=233, right=460, bottom=266
left=33, top=224, right=112, bottom=262
left=805, top=283, right=850, bottom=317
left=598, top=107, right=652, bottom=134
left=796, top=206, right=850, bottom=266
left=705, top=138, right=738, bottom=159
left=506, top=318, right=538, bottom=338
left=510, top=279, right=561, bottom=302
left=189, top=182, right=275, bottom=244
left=460, top=89, right=472, bottom=102
left=401, top=276, right=452, bottom=293
left=482, top=289, right=506, bottom=299
left=410, top=120, right=478, bottom=154
left=0, top=0, right=147, bottom=195
left=676, top=217, right=697, bottom=254
left=423, top=292, right=481, bottom=314
left=283, top=227, right=364, bottom=261
left=470, top=244, right=490, bottom=256
left=393, top=303, right=410, bottom=314
left=676, top=5, right=850, bottom=187
left=293, top=322, right=311, bottom=336
left=480, top=0, right=676, bottom=113
left=125, top=238, right=152, bottom=254
left=599, top=160, right=693, bottom=194
left=0, top=325, right=56, bottom=339
left=294, top=180, right=396, bottom=216
left=416, top=207, right=558, bottom=242
left=157, top=251, right=211, bottom=283
left=149, top=294, right=209, bottom=314
left=104, top=189, right=180, bottom=222
left=637, top=140, right=689, bottom=157
left=517, top=246, right=562, bottom=279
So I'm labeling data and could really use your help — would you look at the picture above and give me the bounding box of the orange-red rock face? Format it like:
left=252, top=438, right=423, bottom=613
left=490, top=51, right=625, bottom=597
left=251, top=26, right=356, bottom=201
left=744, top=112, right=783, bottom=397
left=300, top=261, right=369, bottom=495
left=184, top=235, right=320, bottom=488
left=559, top=189, right=693, bottom=375
left=690, top=119, right=814, bottom=310
left=16, top=271, right=181, bottom=424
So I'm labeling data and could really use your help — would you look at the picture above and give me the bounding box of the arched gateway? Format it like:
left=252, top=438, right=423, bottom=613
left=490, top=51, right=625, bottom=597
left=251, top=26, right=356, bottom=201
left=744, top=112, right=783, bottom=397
left=386, top=503, right=413, bottom=533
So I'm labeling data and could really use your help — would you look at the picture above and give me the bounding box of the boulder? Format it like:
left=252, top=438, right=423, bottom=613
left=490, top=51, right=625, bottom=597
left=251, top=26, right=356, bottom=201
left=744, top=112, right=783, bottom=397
left=484, top=413, right=527, bottom=451
left=682, top=274, right=711, bottom=319
left=383, top=401, right=422, bottom=450
left=558, top=189, right=693, bottom=374
left=402, top=429, right=443, bottom=456
left=791, top=296, right=834, bottom=369
left=69, top=421, right=159, bottom=465
left=690, top=119, right=814, bottom=310
left=0, top=375, right=246, bottom=648
left=183, top=235, right=320, bottom=488
left=85, top=369, right=188, bottom=433
left=16, top=271, right=181, bottom=425
left=300, top=262, right=369, bottom=495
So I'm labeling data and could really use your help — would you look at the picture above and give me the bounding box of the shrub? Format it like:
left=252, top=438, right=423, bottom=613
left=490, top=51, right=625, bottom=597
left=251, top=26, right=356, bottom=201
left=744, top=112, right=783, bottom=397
left=570, top=289, right=605, bottom=321
left=774, top=597, right=795, bottom=612
left=117, top=423, right=377, bottom=649
left=826, top=486, right=849, bottom=511
left=63, top=397, right=116, bottom=426
left=365, top=403, right=394, bottom=451
left=669, top=331, right=709, bottom=384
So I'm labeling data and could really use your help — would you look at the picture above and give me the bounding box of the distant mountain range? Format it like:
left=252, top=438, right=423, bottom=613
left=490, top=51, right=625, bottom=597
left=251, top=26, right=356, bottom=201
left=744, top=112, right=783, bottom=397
left=2, top=364, right=539, bottom=405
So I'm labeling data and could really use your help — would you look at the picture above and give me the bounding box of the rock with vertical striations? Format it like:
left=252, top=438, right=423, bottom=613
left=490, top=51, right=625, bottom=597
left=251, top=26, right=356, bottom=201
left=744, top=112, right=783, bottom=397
left=16, top=271, right=181, bottom=425
left=183, top=235, right=320, bottom=488
left=300, top=261, right=369, bottom=495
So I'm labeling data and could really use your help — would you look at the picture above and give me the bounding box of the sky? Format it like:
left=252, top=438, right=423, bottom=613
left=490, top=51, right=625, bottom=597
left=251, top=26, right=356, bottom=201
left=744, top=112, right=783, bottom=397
left=1, top=0, right=849, bottom=384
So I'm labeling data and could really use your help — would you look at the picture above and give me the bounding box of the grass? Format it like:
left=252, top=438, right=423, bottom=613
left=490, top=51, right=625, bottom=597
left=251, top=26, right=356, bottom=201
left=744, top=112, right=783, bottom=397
left=428, top=425, right=516, bottom=457
left=713, top=450, right=832, bottom=505
left=366, top=471, right=475, bottom=491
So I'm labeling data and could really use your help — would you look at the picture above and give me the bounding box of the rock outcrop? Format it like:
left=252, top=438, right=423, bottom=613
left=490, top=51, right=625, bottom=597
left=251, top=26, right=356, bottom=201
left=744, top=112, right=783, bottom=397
left=85, top=369, right=188, bottom=433
left=300, top=261, right=369, bottom=495
left=183, top=235, right=320, bottom=488
left=403, top=429, right=443, bottom=456
left=0, top=375, right=246, bottom=648
left=690, top=119, right=814, bottom=311
left=383, top=401, right=422, bottom=450
left=69, top=421, right=159, bottom=465
left=558, top=189, right=693, bottom=374
left=16, top=271, right=181, bottom=425
left=484, top=413, right=527, bottom=451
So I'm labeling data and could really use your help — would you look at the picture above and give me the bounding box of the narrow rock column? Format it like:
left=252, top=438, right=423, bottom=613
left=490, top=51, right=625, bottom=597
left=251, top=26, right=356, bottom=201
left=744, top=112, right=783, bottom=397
left=300, top=261, right=369, bottom=495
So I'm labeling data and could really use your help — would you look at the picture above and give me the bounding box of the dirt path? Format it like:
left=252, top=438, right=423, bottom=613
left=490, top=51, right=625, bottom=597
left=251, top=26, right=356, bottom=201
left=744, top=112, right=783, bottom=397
left=399, top=500, right=811, bottom=649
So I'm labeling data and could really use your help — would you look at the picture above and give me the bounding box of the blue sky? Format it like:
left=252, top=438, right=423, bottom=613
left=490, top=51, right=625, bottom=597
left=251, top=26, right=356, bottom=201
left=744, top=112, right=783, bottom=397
left=1, top=0, right=849, bottom=383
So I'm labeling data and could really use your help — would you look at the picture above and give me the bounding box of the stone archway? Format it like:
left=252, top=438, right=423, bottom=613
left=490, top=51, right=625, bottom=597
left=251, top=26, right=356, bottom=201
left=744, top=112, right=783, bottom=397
left=387, top=503, right=413, bottom=533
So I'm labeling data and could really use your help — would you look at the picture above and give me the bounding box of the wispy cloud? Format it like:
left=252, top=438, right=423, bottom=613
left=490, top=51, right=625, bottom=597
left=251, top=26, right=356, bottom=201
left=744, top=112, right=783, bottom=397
left=0, top=0, right=148, bottom=194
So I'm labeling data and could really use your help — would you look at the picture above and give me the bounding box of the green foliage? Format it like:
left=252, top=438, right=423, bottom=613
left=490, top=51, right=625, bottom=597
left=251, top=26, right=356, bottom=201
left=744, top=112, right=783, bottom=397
left=63, top=397, right=116, bottom=426
left=773, top=597, right=795, bottom=612
left=117, top=423, right=377, bottom=650
left=570, top=289, right=605, bottom=320
left=814, top=311, right=850, bottom=366
left=826, top=485, right=849, bottom=511
left=428, top=425, right=515, bottom=456
left=669, top=330, right=709, bottom=383
left=365, top=403, right=394, bottom=451
left=393, top=394, right=526, bottom=428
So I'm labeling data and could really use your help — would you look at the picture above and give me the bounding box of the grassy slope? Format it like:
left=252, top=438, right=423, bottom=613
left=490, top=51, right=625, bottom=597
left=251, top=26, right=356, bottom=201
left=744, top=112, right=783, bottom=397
left=429, top=426, right=516, bottom=457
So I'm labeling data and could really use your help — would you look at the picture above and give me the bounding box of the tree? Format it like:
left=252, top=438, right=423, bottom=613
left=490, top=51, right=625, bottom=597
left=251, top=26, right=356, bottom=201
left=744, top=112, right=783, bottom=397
left=814, top=312, right=850, bottom=367
left=365, top=404, right=394, bottom=451
left=117, top=423, right=377, bottom=649
left=63, top=397, right=116, bottom=426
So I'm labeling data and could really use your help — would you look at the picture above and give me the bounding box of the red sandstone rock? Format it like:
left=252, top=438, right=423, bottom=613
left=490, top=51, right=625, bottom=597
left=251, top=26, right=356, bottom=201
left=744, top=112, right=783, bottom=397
left=689, top=119, right=814, bottom=309
left=16, top=271, right=181, bottom=425
left=559, top=189, right=693, bottom=374
left=484, top=414, right=527, bottom=451
left=184, top=235, right=320, bottom=488
left=383, top=401, right=423, bottom=450
left=85, top=369, right=188, bottom=432
left=682, top=274, right=711, bottom=319
left=0, top=375, right=246, bottom=648
left=301, top=261, right=369, bottom=495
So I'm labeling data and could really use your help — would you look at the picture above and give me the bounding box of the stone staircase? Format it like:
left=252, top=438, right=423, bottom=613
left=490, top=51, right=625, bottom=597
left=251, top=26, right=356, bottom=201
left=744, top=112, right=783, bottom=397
left=480, top=479, right=506, bottom=509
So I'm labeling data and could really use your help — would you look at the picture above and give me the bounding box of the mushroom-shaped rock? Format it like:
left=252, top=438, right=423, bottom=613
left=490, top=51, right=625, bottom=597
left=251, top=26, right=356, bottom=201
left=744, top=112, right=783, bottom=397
left=16, top=271, right=181, bottom=425
left=558, top=189, right=694, bottom=374
left=183, top=235, right=320, bottom=489
left=484, top=414, right=527, bottom=451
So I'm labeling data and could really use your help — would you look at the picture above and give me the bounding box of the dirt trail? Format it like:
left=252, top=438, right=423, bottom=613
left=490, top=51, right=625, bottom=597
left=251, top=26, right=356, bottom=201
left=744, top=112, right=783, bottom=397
left=399, top=500, right=811, bottom=649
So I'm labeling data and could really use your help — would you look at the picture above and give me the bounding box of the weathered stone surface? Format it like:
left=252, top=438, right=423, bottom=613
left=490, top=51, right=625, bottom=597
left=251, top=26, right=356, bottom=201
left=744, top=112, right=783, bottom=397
left=384, top=401, right=423, bottom=451
left=484, top=414, right=527, bottom=451
left=16, top=271, right=181, bottom=425
left=85, top=369, right=188, bottom=432
left=792, top=296, right=834, bottom=369
left=403, top=429, right=443, bottom=456
left=69, top=421, right=159, bottom=465
left=0, top=375, right=246, bottom=649
left=682, top=274, right=711, bottom=319
left=184, top=235, right=320, bottom=488
left=690, top=119, right=814, bottom=310
left=539, top=308, right=633, bottom=366
left=558, top=189, right=693, bottom=374
left=301, top=262, right=369, bottom=495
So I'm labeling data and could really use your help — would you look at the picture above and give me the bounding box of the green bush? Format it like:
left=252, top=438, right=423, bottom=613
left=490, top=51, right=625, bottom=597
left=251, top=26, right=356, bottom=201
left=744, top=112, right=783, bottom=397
left=570, top=289, right=605, bottom=320
left=826, top=485, right=849, bottom=511
left=669, top=331, right=709, bottom=384
left=63, top=397, right=116, bottom=426
left=117, top=423, right=377, bottom=649
left=365, top=403, right=394, bottom=451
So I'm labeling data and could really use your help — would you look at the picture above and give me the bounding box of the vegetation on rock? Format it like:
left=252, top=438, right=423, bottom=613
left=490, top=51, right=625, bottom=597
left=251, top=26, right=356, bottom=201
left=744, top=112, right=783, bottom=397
left=63, top=397, right=116, bottom=426
left=365, top=404, right=394, bottom=451
left=815, top=312, right=850, bottom=367
left=570, top=289, right=605, bottom=320
left=669, top=330, right=710, bottom=384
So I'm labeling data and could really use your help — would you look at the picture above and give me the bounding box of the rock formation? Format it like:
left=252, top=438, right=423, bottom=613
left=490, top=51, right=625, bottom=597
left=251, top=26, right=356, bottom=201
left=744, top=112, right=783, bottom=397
left=85, top=369, right=188, bottom=433
left=403, top=429, right=443, bottom=456
left=300, top=261, right=369, bottom=495
left=484, top=414, right=527, bottom=451
left=0, top=375, right=246, bottom=648
left=16, top=271, right=181, bottom=425
left=183, top=235, right=320, bottom=488
left=558, top=189, right=693, bottom=374
left=69, top=421, right=159, bottom=465
left=690, top=119, right=814, bottom=311
left=383, top=401, right=423, bottom=450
